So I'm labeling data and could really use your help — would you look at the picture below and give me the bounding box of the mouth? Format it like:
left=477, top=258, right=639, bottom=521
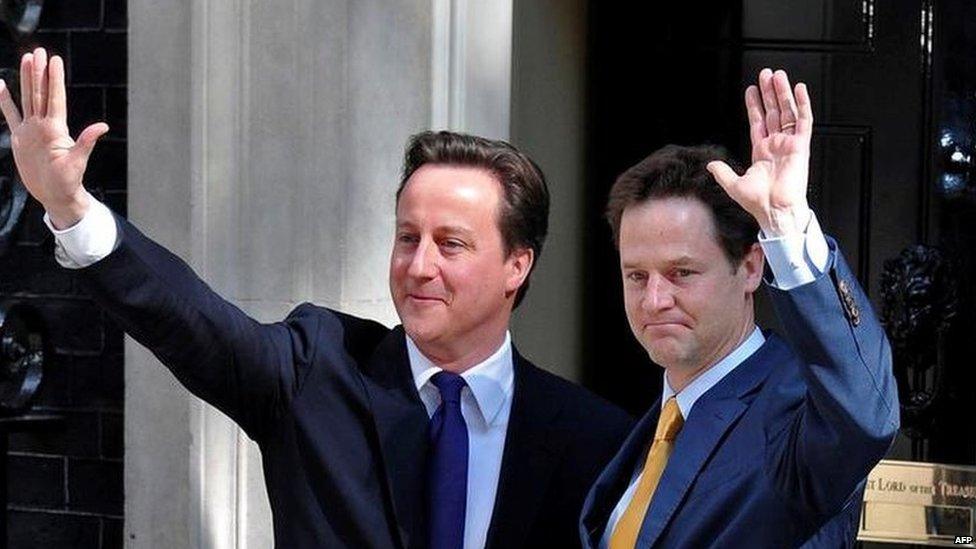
left=643, top=321, right=690, bottom=331
left=407, top=294, right=446, bottom=304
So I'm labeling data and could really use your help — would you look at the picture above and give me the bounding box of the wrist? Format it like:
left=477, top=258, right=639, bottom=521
left=46, top=192, right=91, bottom=230
left=759, top=205, right=811, bottom=237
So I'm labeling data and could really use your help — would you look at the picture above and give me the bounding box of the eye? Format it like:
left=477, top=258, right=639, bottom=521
left=396, top=233, right=419, bottom=245
left=626, top=271, right=647, bottom=284
left=439, top=238, right=467, bottom=252
left=672, top=268, right=696, bottom=279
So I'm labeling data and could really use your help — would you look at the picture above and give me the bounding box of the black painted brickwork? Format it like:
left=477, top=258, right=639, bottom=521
left=1, top=1, right=127, bottom=548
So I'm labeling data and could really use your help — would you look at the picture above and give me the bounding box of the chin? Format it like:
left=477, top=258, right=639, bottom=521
left=401, top=317, right=444, bottom=345
left=644, top=341, right=692, bottom=369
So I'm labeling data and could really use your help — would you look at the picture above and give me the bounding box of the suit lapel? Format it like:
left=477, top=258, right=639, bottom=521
left=634, top=395, right=747, bottom=547
left=362, top=327, right=430, bottom=549
left=580, top=401, right=661, bottom=549
left=635, top=336, right=780, bottom=548
left=485, top=353, right=564, bottom=549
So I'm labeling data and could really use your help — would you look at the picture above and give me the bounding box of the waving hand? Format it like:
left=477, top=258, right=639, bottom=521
left=706, top=69, right=813, bottom=236
left=0, top=48, right=108, bottom=229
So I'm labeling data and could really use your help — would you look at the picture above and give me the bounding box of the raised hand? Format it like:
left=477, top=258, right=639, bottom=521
left=0, top=48, right=109, bottom=229
left=706, top=69, right=813, bottom=236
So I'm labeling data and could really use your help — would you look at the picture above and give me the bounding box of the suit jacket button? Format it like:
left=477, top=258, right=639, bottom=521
left=837, top=279, right=860, bottom=326
left=838, top=279, right=851, bottom=297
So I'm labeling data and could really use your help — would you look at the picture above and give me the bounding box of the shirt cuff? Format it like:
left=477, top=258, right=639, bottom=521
left=42, top=192, right=119, bottom=269
left=758, top=209, right=830, bottom=290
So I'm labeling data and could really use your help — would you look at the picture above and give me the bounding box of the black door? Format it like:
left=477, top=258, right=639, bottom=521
left=584, top=1, right=975, bottom=546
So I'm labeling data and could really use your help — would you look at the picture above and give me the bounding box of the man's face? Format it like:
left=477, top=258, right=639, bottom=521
left=619, top=197, right=762, bottom=379
left=390, top=165, right=531, bottom=357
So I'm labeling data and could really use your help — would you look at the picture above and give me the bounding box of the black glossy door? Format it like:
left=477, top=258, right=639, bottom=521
left=585, top=3, right=976, bottom=545
left=585, top=0, right=924, bottom=409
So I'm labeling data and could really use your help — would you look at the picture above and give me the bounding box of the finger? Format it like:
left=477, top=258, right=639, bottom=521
left=772, top=70, right=798, bottom=134
left=47, top=55, right=66, bottom=122
left=32, top=48, right=48, bottom=118
left=0, top=80, right=23, bottom=128
left=745, top=86, right=766, bottom=159
left=795, top=82, right=814, bottom=137
left=758, top=68, right=780, bottom=136
left=72, top=122, right=109, bottom=158
left=706, top=160, right=739, bottom=193
left=19, top=53, right=32, bottom=118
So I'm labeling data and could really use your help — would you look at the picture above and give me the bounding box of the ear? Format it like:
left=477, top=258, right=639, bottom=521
left=739, top=243, right=765, bottom=294
left=504, top=247, right=535, bottom=295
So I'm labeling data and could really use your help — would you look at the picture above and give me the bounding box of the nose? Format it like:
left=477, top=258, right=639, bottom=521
left=641, top=274, right=675, bottom=313
left=406, top=238, right=439, bottom=279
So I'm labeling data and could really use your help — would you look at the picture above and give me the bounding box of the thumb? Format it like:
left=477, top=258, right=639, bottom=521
left=73, top=122, right=109, bottom=158
left=706, top=160, right=738, bottom=191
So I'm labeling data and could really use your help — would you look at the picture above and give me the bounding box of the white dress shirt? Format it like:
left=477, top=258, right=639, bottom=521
left=43, top=192, right=118, bottom=268
left=599, top=210, right=831, bottom=548
left=407, top=334, right=514, bottom=549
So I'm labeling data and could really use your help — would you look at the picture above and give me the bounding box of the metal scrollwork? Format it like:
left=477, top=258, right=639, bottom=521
left=0, top=302, right=44, bottom=413
left=939, top=127, right=976, bottom=198
left=0, top=175, right=26, bottom=257
left=0, top=67, right=24, bottom=257
left=880, top=245, right=958, bottom=439
left=0, top=0, right=42, bottom=37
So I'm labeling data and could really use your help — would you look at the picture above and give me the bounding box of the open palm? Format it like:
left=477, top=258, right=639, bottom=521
left=708, top=69, right=813, bottom=236
left=0, top=48, right=108, bottom=227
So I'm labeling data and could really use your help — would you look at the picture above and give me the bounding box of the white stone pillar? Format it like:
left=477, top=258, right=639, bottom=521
left=128, top=1, right=432, bottom=546
left=509, top=0, right=588, bottom=382
left=430, top=0, right=513, bottom=139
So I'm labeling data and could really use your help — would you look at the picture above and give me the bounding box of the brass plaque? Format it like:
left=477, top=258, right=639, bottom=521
left=858, top=459, right=976, bottom=546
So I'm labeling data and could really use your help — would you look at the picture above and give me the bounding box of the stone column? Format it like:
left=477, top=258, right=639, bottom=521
left=128, top=1, right=430, bottom=546
left=127, top=0, right=518, bottom=546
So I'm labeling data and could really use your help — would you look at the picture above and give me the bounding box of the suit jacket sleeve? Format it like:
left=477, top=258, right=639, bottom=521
left=764, top=237, right=900, bottom=520
left=74, top=214, right=320, bottom=440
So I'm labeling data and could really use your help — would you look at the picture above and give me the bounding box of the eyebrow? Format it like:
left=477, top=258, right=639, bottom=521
left=395, top=222, right=475, bottom=239
left=438, top=225, right=475, bottom=237
left=669, top=255, right=697, bottom=266
left=621, top=255, right=698, bottom=270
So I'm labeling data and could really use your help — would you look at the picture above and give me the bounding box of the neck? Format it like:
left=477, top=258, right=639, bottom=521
left=666, top=318, right=756, bottom=393
left=414, top=326, right=509, bottom=374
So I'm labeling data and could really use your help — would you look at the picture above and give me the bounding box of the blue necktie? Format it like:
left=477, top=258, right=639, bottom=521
left=427, top=371, right=469, bottom=549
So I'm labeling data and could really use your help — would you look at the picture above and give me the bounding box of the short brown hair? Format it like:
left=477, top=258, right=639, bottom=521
left=397, top=131, right=550, bottom=307
left=605, top=144, right=758, bottom=267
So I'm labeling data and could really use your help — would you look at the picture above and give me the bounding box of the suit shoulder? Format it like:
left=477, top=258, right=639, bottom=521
left=525, top=362, right=633, bottom=433
left=284, top=303, right=392, bottom=361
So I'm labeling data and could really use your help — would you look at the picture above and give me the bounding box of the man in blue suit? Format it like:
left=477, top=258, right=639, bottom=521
left=2, top=48, right=632, bottom=548
left=580, top=69, right=899, bottom=547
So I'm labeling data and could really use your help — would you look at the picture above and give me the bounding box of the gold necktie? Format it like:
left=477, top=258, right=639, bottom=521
left=609, top=396, right=684, bottom=549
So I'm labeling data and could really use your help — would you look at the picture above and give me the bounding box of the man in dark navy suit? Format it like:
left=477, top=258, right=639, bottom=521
left=2, top=47, right=632, bottom=548
left=580, top=70, right=899, bottom=547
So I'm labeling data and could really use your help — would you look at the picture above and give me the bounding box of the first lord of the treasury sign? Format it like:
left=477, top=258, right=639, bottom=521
left=859, top=459, right=976, bottom=546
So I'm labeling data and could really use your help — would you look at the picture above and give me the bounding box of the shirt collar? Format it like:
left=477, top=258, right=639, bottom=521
left=661, top=327, right=765, bottom=418
left=406, top=331, right=515, bottom=427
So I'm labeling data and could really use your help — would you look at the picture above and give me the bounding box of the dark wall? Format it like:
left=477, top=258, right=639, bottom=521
left=0, top=1, right=127, bottom=548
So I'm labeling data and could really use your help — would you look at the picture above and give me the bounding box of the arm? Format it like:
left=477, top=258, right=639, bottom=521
left=80, top=211, right=317, bottom=439
left=2, top=48, right=309, bottom=438
left=765, top=239, right=898, bottom=518
left=708, top=70, right=899, bottom=517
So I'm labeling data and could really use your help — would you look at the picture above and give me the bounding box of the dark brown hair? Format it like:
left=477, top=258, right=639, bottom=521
left=605, top=144, right=758, bottom=267
left=397, top=131, right=550, bottom=307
